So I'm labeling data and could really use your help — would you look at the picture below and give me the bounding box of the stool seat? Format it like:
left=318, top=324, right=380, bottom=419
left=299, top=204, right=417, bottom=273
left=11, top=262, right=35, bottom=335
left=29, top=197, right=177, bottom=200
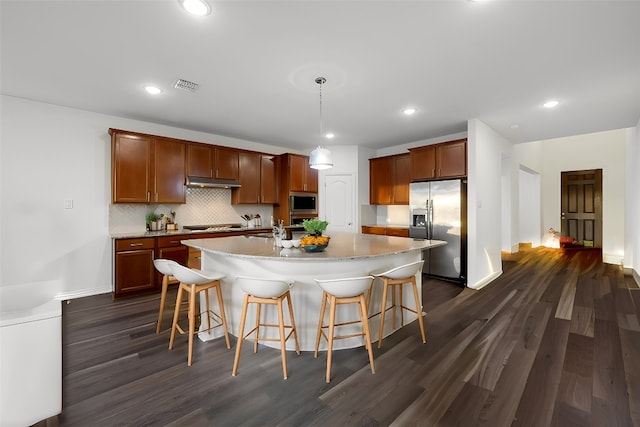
left=372, top=260, right=425, bottom=348
left=314, top=276, right=375, bottom=383
left=153, top=259, right=180, bottom=333
left=232, top=276, right=300, bottom=379
left=168, top=263, right=231, bottom=366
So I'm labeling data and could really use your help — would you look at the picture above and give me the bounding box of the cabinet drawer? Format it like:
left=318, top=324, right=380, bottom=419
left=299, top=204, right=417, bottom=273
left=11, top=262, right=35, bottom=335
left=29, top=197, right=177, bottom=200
left=157, top=235, right=186, bottom=247
left=115, top=238, right=155, bottom=251
left=386, top=227, right=409, bottom=238
left=362, top=226, right=386, bottom=236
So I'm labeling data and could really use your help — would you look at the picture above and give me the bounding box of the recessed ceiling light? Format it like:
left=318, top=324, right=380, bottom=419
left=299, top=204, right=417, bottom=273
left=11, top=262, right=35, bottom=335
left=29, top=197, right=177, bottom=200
left=144, top=85, right=162, bottom=95
left=510, top=124, right=520, bottom=129
left=325, top=133, right=335, bottom=139
left=179, top=0, right=211, bottom=16
left=403, top=108, right=417, bottom=116
left=543, top=100, right=559, bottom=108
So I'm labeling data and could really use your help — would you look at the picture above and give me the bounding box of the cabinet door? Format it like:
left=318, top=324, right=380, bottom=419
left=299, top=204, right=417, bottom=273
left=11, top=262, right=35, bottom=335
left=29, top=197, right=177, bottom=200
left=157, top=246, right=188, bottom=269
left=115, top=249, right=155, bottom=296
left=437, top=140, right=467, bottom=178
left=153, top=138, right=186, bottom=204
left=369, top=157, right=393, bottom=205
left=112, top=133, right=151, bottom=203
left=386, top=227, right=409, bottom=238
left=232, top=152, right=260, bottom=204
left=306, top=162, right=318, bottom=193
left=410, top=146, right=436, bottom=181
left=289, top=155, right=307, bottom=192
left=393, top=154, right=410, bottom=205
left=187, top=143, right=213, bottom=178
left=215, top=147, right=239, bottom=180
left=260, top=155, right=277, bottom=204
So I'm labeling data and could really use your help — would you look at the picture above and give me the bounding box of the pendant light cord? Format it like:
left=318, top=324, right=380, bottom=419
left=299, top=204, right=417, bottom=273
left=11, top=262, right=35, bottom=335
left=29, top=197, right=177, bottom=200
left=316, top=76, right=326, bottom=140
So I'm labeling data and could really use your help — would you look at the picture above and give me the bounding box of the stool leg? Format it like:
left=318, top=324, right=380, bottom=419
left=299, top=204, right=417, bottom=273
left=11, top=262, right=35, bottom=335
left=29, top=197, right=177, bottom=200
left=214, top=281, right=231, bottom=349
left=169, top=284, right=184, bottom=350
left=411, top=277, right=427, bottom=343
left=204, top=287, right=212, bottom=331
left=399, top=282, right=404, bottom=327
left=326, top=295, right=337, bottom=383
left=277, top=297, right=288, bottom=379
left=254, top=302, right=262, bottom=353
left=359, top=294, right=375, bottom=374
left=391, top=284, right=397, bottom=330
left=378, top=280, right=389, bottom=348
left=232, top=294, right=250, bottom=376
left=286, top=291, right=301, bottom=354
left=187, top=285, right=196, bottom=366
left=157, top=275, right=169, bottom=333
left=314, top=291, right=327, bottom=358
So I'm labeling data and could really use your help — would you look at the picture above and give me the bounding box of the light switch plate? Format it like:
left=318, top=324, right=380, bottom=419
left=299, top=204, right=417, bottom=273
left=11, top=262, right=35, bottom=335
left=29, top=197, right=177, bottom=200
left=64, top=199, right=73, bottom=209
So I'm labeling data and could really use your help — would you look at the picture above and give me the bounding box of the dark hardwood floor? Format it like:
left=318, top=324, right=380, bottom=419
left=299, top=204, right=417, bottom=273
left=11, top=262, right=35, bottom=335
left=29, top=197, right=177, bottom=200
left=52, top=248, right=639, bottom=426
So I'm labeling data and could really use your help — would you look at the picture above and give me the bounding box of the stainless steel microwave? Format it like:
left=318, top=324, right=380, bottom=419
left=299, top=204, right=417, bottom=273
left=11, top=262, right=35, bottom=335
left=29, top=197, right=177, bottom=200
left=290, top=193, right=317, bottom=214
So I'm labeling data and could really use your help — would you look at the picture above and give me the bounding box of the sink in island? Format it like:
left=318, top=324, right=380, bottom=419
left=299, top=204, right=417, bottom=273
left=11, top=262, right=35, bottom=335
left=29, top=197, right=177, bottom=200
left=182, top=232, right=446, bottom=351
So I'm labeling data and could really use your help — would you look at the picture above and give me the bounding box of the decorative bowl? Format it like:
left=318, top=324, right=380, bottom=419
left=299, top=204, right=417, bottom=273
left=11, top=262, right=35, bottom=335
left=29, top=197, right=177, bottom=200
left=281, top=240, right=294, bottom=248
left=301, top=244, right=328, bottom=253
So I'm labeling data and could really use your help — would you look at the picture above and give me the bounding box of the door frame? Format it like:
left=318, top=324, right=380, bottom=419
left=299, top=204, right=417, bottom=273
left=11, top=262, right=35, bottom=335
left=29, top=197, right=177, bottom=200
left=560, top=169, right=603, bottom=248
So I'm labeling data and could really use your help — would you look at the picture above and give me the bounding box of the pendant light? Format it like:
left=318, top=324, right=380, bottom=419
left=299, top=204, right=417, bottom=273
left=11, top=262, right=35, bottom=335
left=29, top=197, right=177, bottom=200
left=309, top=77, right=334, bottom=170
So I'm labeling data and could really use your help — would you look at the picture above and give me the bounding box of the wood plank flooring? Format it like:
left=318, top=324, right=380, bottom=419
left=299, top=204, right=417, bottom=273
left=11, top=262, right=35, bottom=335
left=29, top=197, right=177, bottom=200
left=50, top=247, right=639, bottom=426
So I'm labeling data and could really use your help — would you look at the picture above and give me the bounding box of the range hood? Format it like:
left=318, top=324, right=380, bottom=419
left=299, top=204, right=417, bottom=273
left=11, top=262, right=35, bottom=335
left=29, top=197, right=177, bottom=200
left=186, top=176, right=242, bottom=189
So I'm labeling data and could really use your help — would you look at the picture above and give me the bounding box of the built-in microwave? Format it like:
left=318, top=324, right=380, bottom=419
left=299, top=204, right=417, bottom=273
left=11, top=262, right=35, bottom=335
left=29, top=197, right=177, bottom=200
left=290, top=193, right=317, bottom=214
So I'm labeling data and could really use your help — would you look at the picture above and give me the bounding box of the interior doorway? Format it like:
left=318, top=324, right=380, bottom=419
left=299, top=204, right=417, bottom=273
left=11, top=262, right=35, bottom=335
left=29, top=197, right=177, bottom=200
left=560, top=169, right=603, bottom=248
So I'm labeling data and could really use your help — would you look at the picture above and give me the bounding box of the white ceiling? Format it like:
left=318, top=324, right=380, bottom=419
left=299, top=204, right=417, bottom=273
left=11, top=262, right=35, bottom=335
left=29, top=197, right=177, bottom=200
left=2, top=0, right=639, bottom=152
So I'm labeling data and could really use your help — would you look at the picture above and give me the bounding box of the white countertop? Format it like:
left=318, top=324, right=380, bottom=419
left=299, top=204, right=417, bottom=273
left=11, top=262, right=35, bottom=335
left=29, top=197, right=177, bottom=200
left=183, top=232, right=445, bottom=261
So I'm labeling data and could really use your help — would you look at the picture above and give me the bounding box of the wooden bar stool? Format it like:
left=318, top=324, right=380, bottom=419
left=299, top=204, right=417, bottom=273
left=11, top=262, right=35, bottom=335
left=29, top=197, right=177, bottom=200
left=168, top=264, right=231, bottom=366
left=372, top=260, right=426, bottom=348
left=314, top=276, right=375, bottom=383
left=153, top=259, right=180, bottom=333
left=232, top=276, right=300, bottom=379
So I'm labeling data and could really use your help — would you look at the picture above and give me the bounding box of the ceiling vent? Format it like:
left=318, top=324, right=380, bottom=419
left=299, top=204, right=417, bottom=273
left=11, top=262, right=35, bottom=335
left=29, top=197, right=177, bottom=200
left=173, top=78, right=199, bottom=92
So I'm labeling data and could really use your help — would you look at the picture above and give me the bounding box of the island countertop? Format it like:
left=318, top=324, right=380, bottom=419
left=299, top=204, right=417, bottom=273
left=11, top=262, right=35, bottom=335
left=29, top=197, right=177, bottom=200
left=182, top=232, right=446, bottom=261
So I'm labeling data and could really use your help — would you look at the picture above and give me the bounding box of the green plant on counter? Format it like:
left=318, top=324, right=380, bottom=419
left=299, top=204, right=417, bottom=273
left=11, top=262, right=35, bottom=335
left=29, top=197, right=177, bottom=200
left=302, top=219, right=329, bottom=236
left=145, top=212, right=159, bottom=226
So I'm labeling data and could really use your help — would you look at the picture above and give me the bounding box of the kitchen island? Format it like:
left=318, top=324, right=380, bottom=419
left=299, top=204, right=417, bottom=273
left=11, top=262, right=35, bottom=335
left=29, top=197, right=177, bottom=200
left=182, top=232, right=445, bottom=351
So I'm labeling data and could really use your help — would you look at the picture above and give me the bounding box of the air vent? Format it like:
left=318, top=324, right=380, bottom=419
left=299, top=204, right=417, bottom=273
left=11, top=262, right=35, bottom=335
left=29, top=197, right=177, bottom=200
left=173, top=78, right=199, bottom=92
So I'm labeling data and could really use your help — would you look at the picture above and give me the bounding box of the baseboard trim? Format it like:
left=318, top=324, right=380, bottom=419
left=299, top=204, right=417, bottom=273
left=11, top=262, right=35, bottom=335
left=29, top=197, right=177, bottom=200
left=56, top=288, right=111, bottom=301
left=633, top=269, right=640, bottom=287
left=467, top=270, right=503, bottom=290
left=603, top=253, right=624, bottom=266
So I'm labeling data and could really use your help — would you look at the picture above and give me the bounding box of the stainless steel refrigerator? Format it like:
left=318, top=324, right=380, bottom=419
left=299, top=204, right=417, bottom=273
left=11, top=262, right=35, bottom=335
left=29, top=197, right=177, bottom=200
left=409, top=179, right=466, bottom=285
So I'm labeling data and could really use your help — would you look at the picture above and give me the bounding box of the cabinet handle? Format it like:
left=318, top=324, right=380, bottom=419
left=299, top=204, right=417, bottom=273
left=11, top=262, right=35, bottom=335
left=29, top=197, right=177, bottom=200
left=147, top=192, right=150, bottom=202
left=130, top=243, right=143, bottom=247
left=170, top=240, right=180, bottom=244
left=432, top=169, right=435, bottom=177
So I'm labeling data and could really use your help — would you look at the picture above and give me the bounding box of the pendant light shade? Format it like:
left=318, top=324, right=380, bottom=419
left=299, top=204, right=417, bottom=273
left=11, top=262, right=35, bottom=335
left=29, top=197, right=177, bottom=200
left=309, top=146, right=333, bottom=170
left=309, top=77, right=333, bottom=170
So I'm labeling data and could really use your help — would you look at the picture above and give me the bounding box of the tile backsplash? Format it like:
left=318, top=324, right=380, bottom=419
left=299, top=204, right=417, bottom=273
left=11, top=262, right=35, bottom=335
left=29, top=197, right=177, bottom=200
left=109, top=187, right=274, bottom=233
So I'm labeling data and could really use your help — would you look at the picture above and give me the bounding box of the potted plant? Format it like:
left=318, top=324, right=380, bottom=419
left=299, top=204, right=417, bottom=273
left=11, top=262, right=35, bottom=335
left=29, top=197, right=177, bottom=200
left=146, top=212, right=160, bottom=231
left=302, top=219, right=328, bottom=236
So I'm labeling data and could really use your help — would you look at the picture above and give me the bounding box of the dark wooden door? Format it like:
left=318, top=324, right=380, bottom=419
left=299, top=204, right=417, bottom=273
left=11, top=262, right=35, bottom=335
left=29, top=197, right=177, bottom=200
left=561, top=169, right=602, bottom=247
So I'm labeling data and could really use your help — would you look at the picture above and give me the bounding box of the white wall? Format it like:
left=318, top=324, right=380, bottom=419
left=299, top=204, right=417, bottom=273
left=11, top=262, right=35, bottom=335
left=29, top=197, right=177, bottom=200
left=533, top=129, right=626, bottom=265
left=467, top=119, right=514, bottom=289
left=0, top=95, right=291, bottom=297
left=626, top=119, right=640, bottom=284
left=518, top=167, right=541, bottom=247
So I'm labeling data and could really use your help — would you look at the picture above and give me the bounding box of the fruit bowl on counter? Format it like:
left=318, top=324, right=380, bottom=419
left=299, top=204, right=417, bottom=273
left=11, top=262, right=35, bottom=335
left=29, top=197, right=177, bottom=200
left=300, top=235, right=330, bottom=253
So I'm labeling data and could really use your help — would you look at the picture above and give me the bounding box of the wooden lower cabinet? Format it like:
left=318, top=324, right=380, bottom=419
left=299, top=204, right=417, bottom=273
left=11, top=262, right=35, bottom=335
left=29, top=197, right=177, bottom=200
left=114, top=238, right=156, bottom=297
left=361, top=226, right=409, bottom=238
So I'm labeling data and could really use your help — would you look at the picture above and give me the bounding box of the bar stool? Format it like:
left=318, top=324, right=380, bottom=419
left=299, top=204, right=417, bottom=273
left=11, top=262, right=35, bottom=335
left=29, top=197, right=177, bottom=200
left=168, top=263, right=231, bottom=366
left=232, top=276, right=300, bottom=379
left=372, top=260, right=426, bottom=348
left=314, top=276, right=375, bottom=383
left=153, top=259, right=180, bottom=333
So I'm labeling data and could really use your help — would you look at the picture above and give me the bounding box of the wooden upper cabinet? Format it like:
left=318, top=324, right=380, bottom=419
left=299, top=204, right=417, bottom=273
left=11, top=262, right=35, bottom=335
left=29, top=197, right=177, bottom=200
left=369, top=153, right=409, bottom=205
left=187, top=143, right=239, bottom=180
left=232, top=152, right=260, bottom=204
left=112, top=132, right=152, bottom=203
left=111, top=129, right=185, bottom=204
left=260, top=155, right=277, bottom=204
left=369, top=156, right=393, bottom=205
left=186, top=143, right=213, bottom=178
left=410, top=145, right=436, bottom=181
left=214, top=146, right=239, bottom=180
left=437, top=139, right=467, bottom=178
left=153, top=138, right=185, bottom=204
left=393, top=154, right=410, bottom=205
left=288, top=154, right=317, bottom=193
left=410, top=138, right=467, bottom=181
left=232, top=153, right=278, bottom=204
